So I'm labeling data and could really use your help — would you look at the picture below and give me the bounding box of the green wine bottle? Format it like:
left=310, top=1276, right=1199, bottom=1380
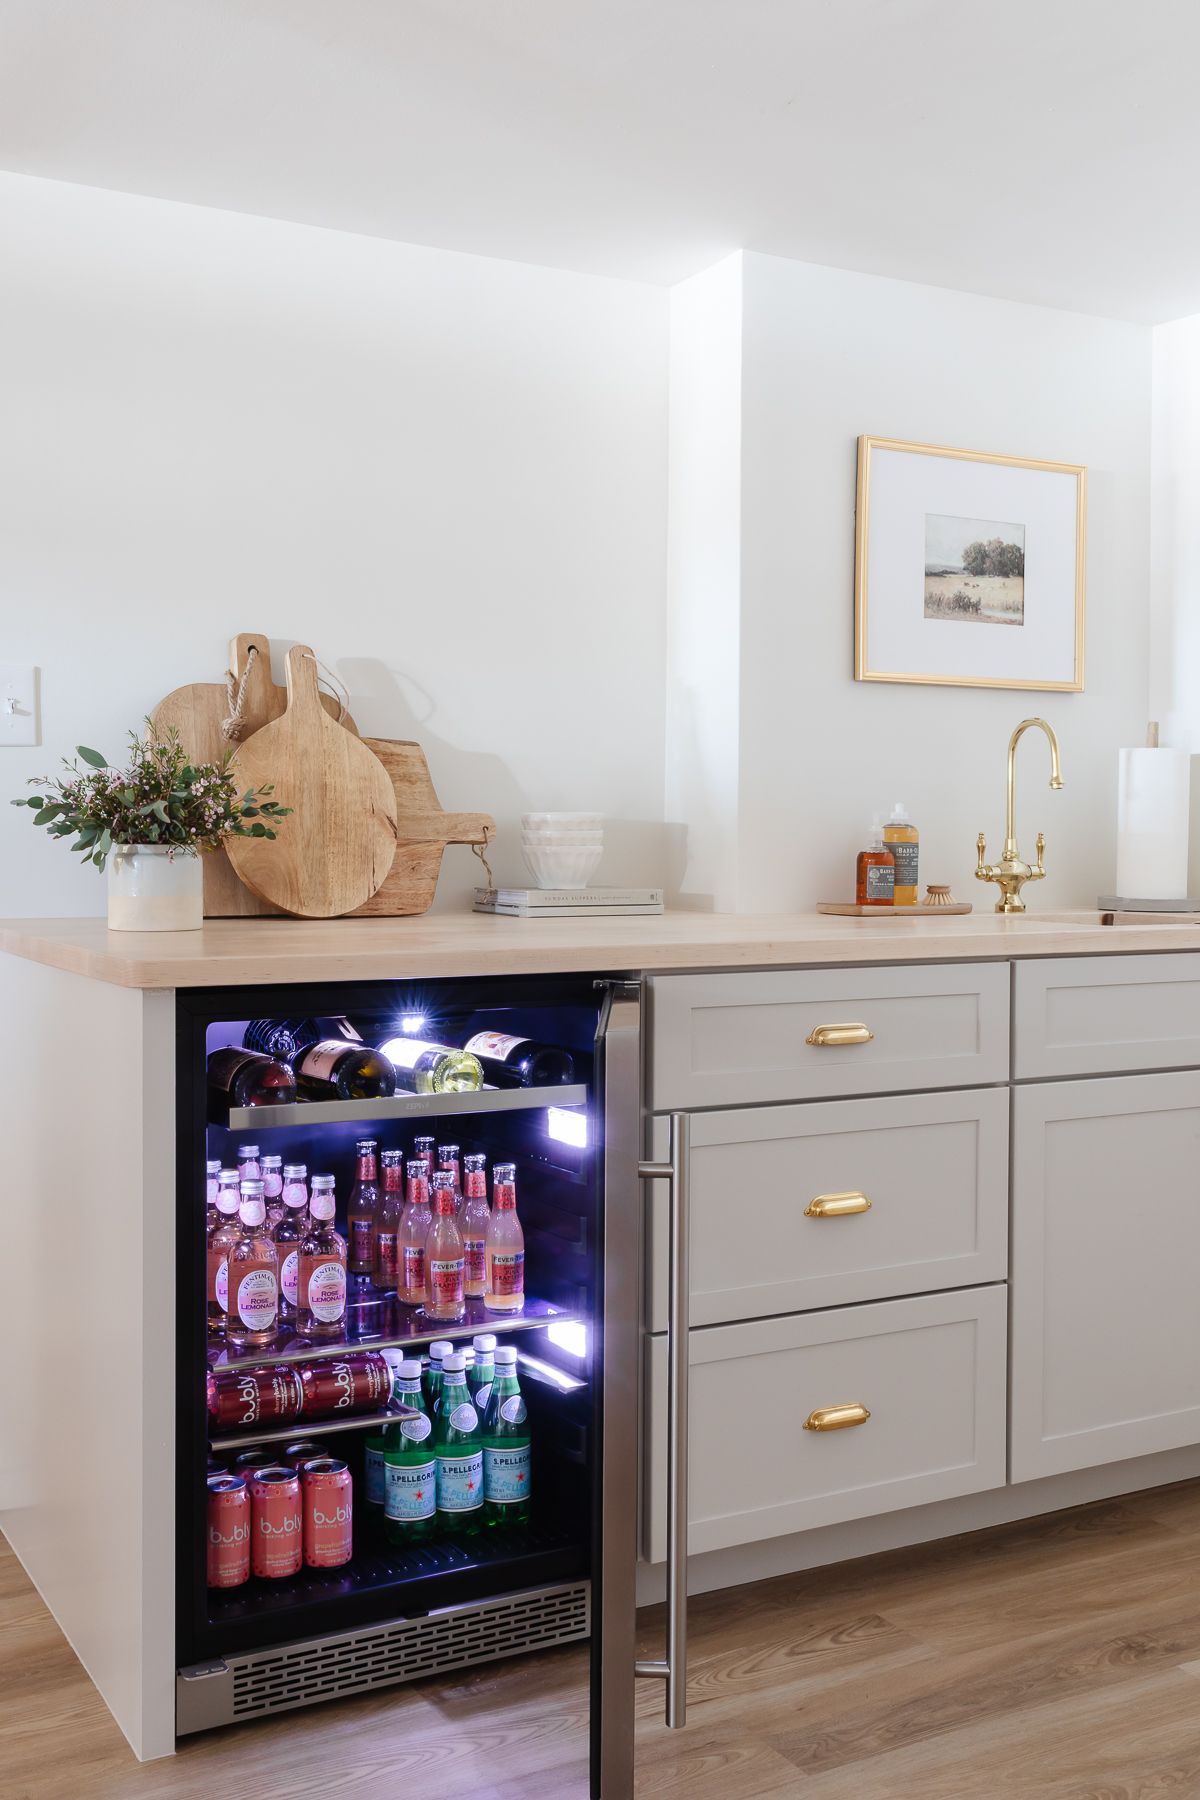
left=433, top=1352, right=483, bottom=1536
left=483, top=1344, right=531, bottom=1527
left=383, top=1358, right=436, bottom=1544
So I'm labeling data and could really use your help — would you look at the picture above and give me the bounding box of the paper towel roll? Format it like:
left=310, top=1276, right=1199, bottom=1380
left=1116, top=747, right=1191, bottom=899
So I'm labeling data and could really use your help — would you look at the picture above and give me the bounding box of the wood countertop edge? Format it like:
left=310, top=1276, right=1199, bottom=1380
left=4, top=910, right=1200, bottom=989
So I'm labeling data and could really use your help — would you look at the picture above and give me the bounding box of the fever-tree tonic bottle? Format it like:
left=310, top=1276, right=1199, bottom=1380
left=384, top=1358, right=437, bottom=1544
left=433, top=1352, right=483, bottom=1535
left=483, top=1345, right=531, bottom=1527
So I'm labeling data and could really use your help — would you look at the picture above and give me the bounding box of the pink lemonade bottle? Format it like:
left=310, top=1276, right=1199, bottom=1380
left=424, top=1171, right=466, bottom=1322
left=398, top=1159, right=433, bottom=1308
left=484, top=1163, right=525, bottom=1315
left=297, top=1175, right=348, bottom=1336
left=226, top=1180, right=280, bottom=1349
left=274, top=1163, right=309, bottom=1321
left=461, top=1154, right=490, bottom=1300
left=207, top=1170, right=242, bottom=1337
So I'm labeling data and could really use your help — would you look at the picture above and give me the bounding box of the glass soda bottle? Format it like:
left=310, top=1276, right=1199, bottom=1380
left=483, top=1344, right=531, bottom=1527
left=226, top=1179, right=280, bottom=1348
left=484, top=1163, right=525, bottom=1314
left=423, top=1339, right=454, bottom=1415
left=274, top=1163, right=309, bottom=1321
left=372, top=1149, right=404, bottom=1291
left=412, top=1136, right=435, bottom=1177
left=433, top=1352, right=483, bottom=1536
left=260, top=1154, right=285, bottom=1232
left=398, top=1159, right=433, bottom=1308
left=236, top=1143, right=261, bottom=1182
left=469, top=1333, right=497, bottom=1411
left=207, top=1170, right=242, bottom=1337
left=364, top=1348, right=409, bottom=1524
left=206, top=1159, right=221, bottom=1208
left=437, top=1144, right=462, bottom=1219
left=424, top=1171, right=465, bottom=1322
left=297, top=1175, right=348, bottom=1335
left=347, top=1138, right=380, bottom=1279
left=461, top=1153, right=490, bottom=1299
left=383, top=1358, right=437, bottom=1544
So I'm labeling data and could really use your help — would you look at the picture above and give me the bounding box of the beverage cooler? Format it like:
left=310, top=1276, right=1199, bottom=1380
left=174, top=974, right=647, bottom=1799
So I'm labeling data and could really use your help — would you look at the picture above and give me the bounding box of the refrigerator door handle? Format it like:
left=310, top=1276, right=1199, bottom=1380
left=636, top=1110, right=691, bottom=1729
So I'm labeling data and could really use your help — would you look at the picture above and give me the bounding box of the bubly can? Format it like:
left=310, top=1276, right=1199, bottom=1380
left=301, top=1457, right=353, bottom=1568
left=249, top=1465, right=303, bottom=1578
left=232, top=1448, right=274, bottom=1480
left=206, top=1474, right=250, bottom=1588
left=283, top=1439, right=322, bottom=1469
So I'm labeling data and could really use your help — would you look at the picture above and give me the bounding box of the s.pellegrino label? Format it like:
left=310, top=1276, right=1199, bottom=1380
left=484, top=1443, right=531, bottom=1506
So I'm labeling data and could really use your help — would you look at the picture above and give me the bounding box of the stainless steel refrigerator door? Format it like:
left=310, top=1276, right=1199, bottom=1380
left=592, top=986, right=642, bottom=1800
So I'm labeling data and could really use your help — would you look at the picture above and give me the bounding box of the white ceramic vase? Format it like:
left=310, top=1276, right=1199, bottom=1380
left=107, top=844, right=203, bottom=932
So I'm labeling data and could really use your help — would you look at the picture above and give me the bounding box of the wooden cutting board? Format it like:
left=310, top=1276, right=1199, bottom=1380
left=817, top=901, right=973, bottom=917
left=150, top=633, right=357, bottom=917
left=351, top=739, right=494, bottom=917
left=226, top=646, right=396, bottom=918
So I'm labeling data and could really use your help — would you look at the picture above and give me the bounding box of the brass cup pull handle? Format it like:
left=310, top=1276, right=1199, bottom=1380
left=804, top=1191, right=872, bottom=1219
left=803, top=1402, right=871, bottom=1433
left=806, top=1022, right=874, bottom=1048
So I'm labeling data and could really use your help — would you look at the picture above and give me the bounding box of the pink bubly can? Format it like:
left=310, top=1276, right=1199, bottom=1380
left=207, top=1474, right=250, bottom=1588
left=250, top=1465, right=303, bottom=1579
left=302, top=1457, right=353, bottom=1568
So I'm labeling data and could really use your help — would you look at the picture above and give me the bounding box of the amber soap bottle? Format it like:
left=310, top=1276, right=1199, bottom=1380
left=856, top=818, right=895, bottom=906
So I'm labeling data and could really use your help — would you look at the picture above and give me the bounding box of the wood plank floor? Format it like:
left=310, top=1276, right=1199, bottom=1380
left=6, top=1482, right=1200, bottom=1799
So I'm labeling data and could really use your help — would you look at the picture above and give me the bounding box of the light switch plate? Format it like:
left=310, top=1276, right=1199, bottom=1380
left=0, top=665, right=39, bottom=745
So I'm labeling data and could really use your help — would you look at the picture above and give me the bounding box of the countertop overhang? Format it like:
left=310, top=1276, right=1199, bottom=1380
left=3, top=909, right=1200, bottom=989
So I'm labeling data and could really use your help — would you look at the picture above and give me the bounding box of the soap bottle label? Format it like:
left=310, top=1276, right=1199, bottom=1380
left=865, top=863, right=894, bottom=901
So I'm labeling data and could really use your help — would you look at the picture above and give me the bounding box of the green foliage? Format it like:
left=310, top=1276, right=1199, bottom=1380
left=962, top=537, right=1025, bottom=579
left=11, top=722, right=291, bottom=872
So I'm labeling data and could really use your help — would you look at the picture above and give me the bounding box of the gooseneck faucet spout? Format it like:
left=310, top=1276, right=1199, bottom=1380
left=977, top=718, right=1064, bottom=914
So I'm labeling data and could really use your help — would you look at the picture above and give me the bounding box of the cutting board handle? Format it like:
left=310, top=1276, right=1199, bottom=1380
left=284, top=643, right=324, bottom=717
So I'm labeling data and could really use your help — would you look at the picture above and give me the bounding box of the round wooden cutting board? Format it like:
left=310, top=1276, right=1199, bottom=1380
left=226, top=645, right=396, bottom=917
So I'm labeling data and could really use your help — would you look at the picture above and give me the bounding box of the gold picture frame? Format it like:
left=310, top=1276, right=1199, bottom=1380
left=854, top=435, right=1086, bottom=691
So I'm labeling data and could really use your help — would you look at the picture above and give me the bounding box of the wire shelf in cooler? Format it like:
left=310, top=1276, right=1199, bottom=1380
left=224, top=1082, right=588, bottom=1131
left=208, top=1293, right=581, bottom=1372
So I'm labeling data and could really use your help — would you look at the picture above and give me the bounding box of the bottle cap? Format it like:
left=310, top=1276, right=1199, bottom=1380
left=240, top=1178, right=265, bottom=1194
left=282, top=1164, right=307, bottom=1180
left=494, top=1162, right=516, bottom=1182
left=237, top=1145, right=259, bottom=1158
left=428, top=1340, right=454, bottom=1362
left=382, top=1148, right=403, bottom=1164
left=379, top=1347, right=410, bottom=1371
left=396, top=1357, right=423, bottom=1380
left=888, top=801, right=910, bottom=823
left=473, top=1334, right=497, bottom=1354
left=495, top=1345, right=518, bottom=1365
left=438, top=1144, right=460, bottom=1160
left=464, top=1152, right=486, bottom=1169
left=311, top=1174, right=335, bottom=1191
left=442, top=1351, right=467, bottom=1373
left=431, top=1170, right=454, bottom=1188
left=261, top=1154, right=282, bottom=1169
left=206, top=1159, right=221, bottom=1175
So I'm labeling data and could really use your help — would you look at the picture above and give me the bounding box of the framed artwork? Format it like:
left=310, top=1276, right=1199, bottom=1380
left=854, top=436, right=1086, bottom=690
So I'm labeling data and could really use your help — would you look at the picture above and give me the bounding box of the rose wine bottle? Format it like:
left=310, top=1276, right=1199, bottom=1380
left=347, top=1138, right=380, bottom=1278
left=424, top=1171, right=466, bottom=1322
left=372, top=1149, right=404, bottom=1291
left=207, top=1170, right=242, bottom=1337
left=484, top=1163, right=525, bottom=1315
left=274, top=1163, right=309, bottom=1321
left=207, top=1050, right=296, bottom=1109
left=461, top=1153, right=490, bottom=1300
left=297, top=1176, right=348, bottom=1336
left=398, top=1159, right=433, bottom=1308
left=226, top=1180, right=280, bottom=1349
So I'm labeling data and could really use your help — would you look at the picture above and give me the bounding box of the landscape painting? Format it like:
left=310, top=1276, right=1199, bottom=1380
left=924, top=512, right=1025, bottom=626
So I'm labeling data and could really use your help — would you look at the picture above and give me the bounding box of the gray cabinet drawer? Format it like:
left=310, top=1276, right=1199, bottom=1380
left=648, top=963, right=1009, bottom=1109
left=646, top=1087, right=1009, bottom=1328
left=1014, top=953, right=1200, bottom=1078
left=643, top=1286, right=1007, bottom=1560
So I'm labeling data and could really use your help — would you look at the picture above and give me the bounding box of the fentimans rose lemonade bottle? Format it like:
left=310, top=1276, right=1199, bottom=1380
left=226, top=1180, right=280, bottom=1349
left=274, top=1163, right=309, bottom=1321
left=484, top=1164, right=525, bottom=1314
left=261, top=1154, right=285, bottom=1232
left=207, top=1170, right=242, bottom=1337
left=424, top=1171, right=466, bottom=1322
left=347, top=1139, right=380, bottom=1279
left=206, top=1159, right=221, bottom=1209
left=461, top=1154, right=490, bottom=1299
left=372, top=1149, right=404, bottom=1291
left=297, top=1175, right=347, bottom=1336
left=398, top=1159, right=433, bottom=1308
left=237, top=1143, right=261, bottom=1182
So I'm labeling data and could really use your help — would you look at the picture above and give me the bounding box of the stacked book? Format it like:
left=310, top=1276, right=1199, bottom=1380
left=474, top=886, right=664, bottom=918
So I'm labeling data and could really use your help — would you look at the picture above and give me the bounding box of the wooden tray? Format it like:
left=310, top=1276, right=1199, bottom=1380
left=351, top=739, right=494, bottom=918
left=817, top=901, right=973, bottom=917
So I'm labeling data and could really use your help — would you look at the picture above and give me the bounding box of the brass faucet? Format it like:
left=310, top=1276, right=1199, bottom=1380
left=976, top=718, right=1064, bottom=913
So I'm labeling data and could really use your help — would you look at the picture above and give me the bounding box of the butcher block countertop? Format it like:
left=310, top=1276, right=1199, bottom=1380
left=2, top=908, right=1199, bottom=989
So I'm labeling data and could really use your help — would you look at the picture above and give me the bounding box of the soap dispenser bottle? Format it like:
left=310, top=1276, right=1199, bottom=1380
left=856, top=818, right=895, bottom=907
left=883, top=802, right=919, bottom=905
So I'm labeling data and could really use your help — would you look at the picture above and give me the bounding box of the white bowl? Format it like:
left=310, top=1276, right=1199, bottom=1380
left=522, top=828, right=604, bottom=846
left=523, top=843, right=604, bottom=890
left=522, top=811, right=603, bottom=829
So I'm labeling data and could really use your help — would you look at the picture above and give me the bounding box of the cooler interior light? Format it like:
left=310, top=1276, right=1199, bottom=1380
left=547, top=1320, right=589, bottom=1359
left=547, top=1107, right=587, bottom=1148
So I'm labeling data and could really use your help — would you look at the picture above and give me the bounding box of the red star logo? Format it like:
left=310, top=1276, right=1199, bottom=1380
left=517, top=1473, right=526, bottom=1485
left=467, top=1478, right=476, bottom=1492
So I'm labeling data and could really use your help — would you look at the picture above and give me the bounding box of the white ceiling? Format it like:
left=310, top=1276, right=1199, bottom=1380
left=3, top=0, right=1200, bottom=323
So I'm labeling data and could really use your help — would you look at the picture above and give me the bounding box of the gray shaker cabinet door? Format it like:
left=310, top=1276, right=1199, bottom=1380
left=1011, top=1070, right=1200, bottom=1481
left=1013, top=953, right=1200, bottom=1079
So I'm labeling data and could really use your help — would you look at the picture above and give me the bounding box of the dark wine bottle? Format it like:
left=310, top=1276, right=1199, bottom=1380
left=459, top=1029, right=576, bottom=1089
left=293, top=1038, right=397, bottom=1101
left=207, top=1047, right=297, bottom=1107
left=243, top=1016, right=357, bottom=1063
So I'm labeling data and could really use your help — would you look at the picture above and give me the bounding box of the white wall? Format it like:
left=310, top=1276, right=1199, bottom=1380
left=0, top=173, right=668, bottom=916
left=667, top=251, right=1153, bottom=911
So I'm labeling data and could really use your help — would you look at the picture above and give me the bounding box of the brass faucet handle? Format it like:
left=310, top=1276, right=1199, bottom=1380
left=1031, top=830, right=1046, bottom=878
left=976, top=832, right=988, bottom=876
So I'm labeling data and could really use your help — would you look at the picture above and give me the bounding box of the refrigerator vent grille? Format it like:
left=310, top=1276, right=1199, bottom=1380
left=179, top=1582, right=589, bottom=1731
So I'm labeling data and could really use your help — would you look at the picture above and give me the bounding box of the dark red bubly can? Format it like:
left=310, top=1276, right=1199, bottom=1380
left=250, top=1465, right=303, bottom=1579
left=298, top=1351, right=391, bottom=1420
left=207, top=1474, right=250, bottom=1588
left=232, top=1448, right=274, bottom=1480
left=283, top=1439, right=322, bottom=1468
left=207, top=1366, right=305, bottom=1431
left=302, top=1457, right=353, bottom=1567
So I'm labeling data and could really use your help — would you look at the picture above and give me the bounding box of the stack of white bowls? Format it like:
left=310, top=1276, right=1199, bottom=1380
left=521, top=812, right=604, bottom=890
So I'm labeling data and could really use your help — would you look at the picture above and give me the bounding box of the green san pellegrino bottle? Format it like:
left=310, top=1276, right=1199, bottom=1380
left=469, top=1333, right=497, bottom=1413
left=433, top=1352, right=483, bottom=1534
left=423, top=1339, right=454, bottom=1417
left=383, top=1358, right=436, bottom=1544
left=483, top=1344, right=531, bottom=1526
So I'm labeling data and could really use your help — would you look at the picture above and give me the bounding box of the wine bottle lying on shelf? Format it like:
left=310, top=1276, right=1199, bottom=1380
left=208, top=1048, right=297, bottom=1108
left=376, top=1036, right=483, bottom=1094
left=459, top=1030, right=576, bottom=1089
left=243, top=1016, right=397, bottom=1101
